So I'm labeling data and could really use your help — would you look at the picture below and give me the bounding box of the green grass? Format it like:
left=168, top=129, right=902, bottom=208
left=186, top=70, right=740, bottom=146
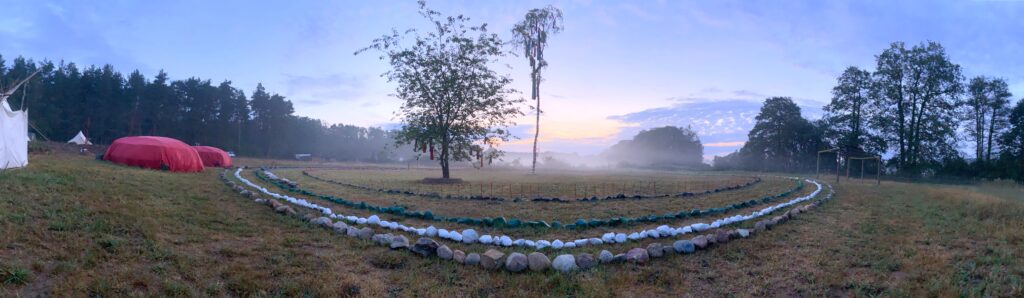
left=1, top=152, right=1022, bottom=296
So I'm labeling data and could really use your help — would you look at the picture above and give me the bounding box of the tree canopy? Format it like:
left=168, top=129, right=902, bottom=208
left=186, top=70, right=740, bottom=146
left=871, top=41, right=964, bottom=172
left=603, top=126, right=704, bottom=168
left=0, top=54, right=406, bottom=162
left=357, top=1, right=524, bottom=179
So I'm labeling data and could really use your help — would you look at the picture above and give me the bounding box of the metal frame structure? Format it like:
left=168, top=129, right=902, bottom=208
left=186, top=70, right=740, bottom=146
left=848, top=155, right=881, bottom=185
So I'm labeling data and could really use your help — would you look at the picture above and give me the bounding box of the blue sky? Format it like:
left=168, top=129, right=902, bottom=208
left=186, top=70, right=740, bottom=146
left=2, top=0, right=1023, bottom=159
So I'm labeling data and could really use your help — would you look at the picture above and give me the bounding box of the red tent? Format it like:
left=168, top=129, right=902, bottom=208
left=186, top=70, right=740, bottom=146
left=103, top=136, right=204, bottom=172
left=193, top=146, right=233, bottom=168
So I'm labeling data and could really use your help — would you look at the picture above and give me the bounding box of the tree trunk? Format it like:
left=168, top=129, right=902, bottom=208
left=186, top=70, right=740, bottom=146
left=986, top=112, right=996, bottom=163
left=531, top=70, right=540, bottom=175
left=441, top=139, right=450, bottom=179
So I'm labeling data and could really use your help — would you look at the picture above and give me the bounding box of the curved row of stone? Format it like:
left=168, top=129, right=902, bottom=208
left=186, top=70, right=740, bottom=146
left=301, top=169, right=762, bottom=203
left=234, top=167, right=825, bottom=251
left=258, top=169, right=803, bottom=230
left=221, top=169, right=835, bottom=273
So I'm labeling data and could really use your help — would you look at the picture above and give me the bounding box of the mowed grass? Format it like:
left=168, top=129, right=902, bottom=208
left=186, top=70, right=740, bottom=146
left=301, top=167, right=756, bottom=199
left=0, top=152, right=1021, bottom=296
left=263, top=168, right=801, bottom=224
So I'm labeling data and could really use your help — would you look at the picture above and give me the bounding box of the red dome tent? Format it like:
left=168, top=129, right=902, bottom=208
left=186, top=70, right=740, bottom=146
left=193, top=146, right=233, bottom=168
left=103, top=136, right=204, bottom=172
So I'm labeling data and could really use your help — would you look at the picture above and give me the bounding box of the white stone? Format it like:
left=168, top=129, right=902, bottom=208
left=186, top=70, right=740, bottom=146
left=573, top=239, right=588, bottom=247
left=513, top=239, right=525, bottom=246
left=367, top=215, right=380, bottom=225
left=552, top=255, right=578, bottom=273
left=602, top=233, right=615, bottom=243
left=425, top=226, right=438, bottom=237
left=479, top=235, right=493, bottom=244
left=657, top=225, right=672, bottom=236
left=589, top=238, right=603, bottom=245
left=499, top=236, right=513, bottom=246
left=615, top=233, right=627, bottom=243
left=525, top=240, right=536, bottom=247
left=564, top=242, right=576, bottom=248
left=536, top=240, right=551, bottom=249
left=552, top=240, right=564, bottom=249
left=628, top=232, right=641, bottom=240
left=356, top=218, right=368, bottom=224
left=462, top=229, right=479, bottom=243
left=438, top=229, right=449, bottom=238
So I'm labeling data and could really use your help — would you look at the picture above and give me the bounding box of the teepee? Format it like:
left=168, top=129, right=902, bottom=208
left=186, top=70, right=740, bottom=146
left=67, top=131, right=92, bottom=145
left=0, top=69, right=40, bottom=169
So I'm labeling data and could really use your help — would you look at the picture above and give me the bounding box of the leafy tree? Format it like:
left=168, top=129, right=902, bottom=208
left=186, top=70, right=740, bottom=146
left=963, top=76, right=1012, bottom=163
left=603, top=126, right=704, bottom=168
left=999, top=99, right=1024, bottom=179
left=740, top=97, right=822, bottom=172
left=512, top=5, right=563, bottom=175
left=822, top=66, right=884, bottom=160
left=870, top=41, right=964, bottom=173
left=357, top=1, right=523, bottom=179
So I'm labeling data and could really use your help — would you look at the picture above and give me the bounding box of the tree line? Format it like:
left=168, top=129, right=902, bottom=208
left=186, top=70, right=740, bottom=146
left=0, top=54, right=406, bottom=162
left=715, top=41, right=1024, bottom=181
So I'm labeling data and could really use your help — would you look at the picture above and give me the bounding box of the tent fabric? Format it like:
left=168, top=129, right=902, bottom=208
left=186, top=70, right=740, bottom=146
left=67, top=131, right=92, bottom=145
left=193, top=145, right=232, bottom=168
left=103, top=136, right=204, bottom=172
left=0, top=101, right=29, bottom=169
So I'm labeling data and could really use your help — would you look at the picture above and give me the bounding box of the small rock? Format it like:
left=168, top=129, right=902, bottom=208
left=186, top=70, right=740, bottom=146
left=715, top=229, right=731, bottom=244
left=692, top=235, right=708, bottom=249
left=465, top=253, right=481, bottom=265
left=301, top=213, right=316, bottom=222
left=311, top=216, right=331, bottom=227
left=612, top=253, right=627, bottom=263
left=356, top=227, right=374, bottom=240
left=626, top=248, right=649, bottom=264
left=372, top=234, right=392, bottom=246
left=437, top=245, right=454, bottom=260
left=453, top=250, right=466, bottom=263
left=462, top=229, right=479, bottom=243
left=390, top=235, right=409, bottom=249
left=345, top=227, right=359, bottom=237
left=505, top=253, right=528, bottom=272
left=705, top=233, right=718, bottom=245
left=647, top=243, right=665, bottom=258
left=411, top=238, right=439, bottom=257
left=754, top=220, right=767, bottom=232
left=481, top=249, right=506, bottom=270
left=736, top=229, right=751, bottom=238
left=598, top=249, right=610, bottom=264
left=332, top=221, right=348, bottom=233
left=552, top=254, right=578, bottom=273
left=673, top=240, right=696, bottom=254
left=576, top=253, right=597, bottom=270
left=527, top=252, right=551, bottom=271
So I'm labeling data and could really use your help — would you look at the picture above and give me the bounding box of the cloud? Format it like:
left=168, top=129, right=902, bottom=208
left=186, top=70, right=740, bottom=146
left=609, top=91, right=826, bottom=160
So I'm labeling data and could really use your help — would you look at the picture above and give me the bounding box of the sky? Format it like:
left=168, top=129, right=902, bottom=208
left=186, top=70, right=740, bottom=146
left=2, top=0, right=1023, bottom=160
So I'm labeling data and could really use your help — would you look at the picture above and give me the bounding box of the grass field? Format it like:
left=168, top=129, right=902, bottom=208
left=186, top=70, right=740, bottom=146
left=2, top=151, right=1023, bottom=296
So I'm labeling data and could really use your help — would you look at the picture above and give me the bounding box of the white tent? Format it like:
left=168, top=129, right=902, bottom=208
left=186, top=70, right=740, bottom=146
left=0, top=100, right=29, bottom=169
left=67, top=131, right=92, bottom=145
